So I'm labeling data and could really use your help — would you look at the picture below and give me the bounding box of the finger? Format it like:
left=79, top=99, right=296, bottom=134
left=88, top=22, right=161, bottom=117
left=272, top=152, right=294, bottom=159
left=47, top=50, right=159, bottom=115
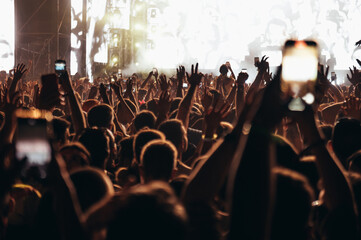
left=191, top=64, right=194, bottom=75
left=195, top=63, right=198, bottom=74
left=186, top=72, right=189, bottom=80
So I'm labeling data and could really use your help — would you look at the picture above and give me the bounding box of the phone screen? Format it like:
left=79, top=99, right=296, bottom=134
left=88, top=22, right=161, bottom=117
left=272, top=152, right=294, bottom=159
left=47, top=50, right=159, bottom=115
left=183, top=83, right=188, bottom=88
left=281, top=40, right=318, bottom=96
left=16, top=118, right=51, bottom=167
left=55, top=60, right=66, bottom=73
left=281, top=40, right=318, bottom=110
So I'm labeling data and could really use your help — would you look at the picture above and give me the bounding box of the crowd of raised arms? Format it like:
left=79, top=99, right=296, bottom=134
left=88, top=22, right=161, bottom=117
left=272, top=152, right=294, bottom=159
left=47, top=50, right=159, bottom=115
left=3, top=43, right=361, bottom=240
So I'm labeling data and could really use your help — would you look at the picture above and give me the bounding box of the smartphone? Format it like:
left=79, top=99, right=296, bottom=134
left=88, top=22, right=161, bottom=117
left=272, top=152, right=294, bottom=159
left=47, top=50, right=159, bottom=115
left=153, top=68, right=157, bottom=75
left=331, top=72, right=336, bottom=81
left=241, top=68, right=247, bottom=73
left=15, top=109, right=53, bottom=178
left=226, top=61, right=231, bottom=68
left=254, top=57, right=260, bottom=67
left=281, top=40, right=318, bottom=110
left=183, top=83, right=188, bottom=88
left=55, top=60, right=66, bottom=73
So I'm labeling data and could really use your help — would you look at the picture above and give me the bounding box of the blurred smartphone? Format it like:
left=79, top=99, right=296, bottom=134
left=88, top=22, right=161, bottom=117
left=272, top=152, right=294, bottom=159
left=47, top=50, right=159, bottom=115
left=183, top=83, right=188, bottom=88
left=15, top=109, right=53, bottom=178
left=241, top=68, right=247, bottom=73
left=281, top=40, right=318, bottom=110
left=55, top=60, right=66, bottom=74
left=153, top=68, right=157, bottom=75
left=226, top=61, right=231, bottom=68
left=254, top=57, right=259, bottom=67
left=331, top=72, right=336, bottom=81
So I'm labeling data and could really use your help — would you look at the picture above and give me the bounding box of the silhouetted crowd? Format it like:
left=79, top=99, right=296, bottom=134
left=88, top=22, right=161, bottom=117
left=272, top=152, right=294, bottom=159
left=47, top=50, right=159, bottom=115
left=2, top=49, right=361, bottom=240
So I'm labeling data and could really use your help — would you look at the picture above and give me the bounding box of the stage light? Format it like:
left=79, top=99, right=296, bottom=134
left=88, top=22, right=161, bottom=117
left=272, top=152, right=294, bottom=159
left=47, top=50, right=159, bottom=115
left=135, top=42, right=141, bottom=48
left=112, top=56, right=119, bottom=64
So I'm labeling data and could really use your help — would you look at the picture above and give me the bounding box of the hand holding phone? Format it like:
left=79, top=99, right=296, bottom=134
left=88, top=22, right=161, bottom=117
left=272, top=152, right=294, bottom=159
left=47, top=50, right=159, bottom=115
left=15, top=109, right=53, bottom=178
left=281, top=40, right=319, bottom=111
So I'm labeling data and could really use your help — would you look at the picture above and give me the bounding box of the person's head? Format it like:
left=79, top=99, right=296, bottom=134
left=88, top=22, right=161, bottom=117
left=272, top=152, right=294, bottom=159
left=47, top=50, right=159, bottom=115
left=118, top=136, right=134, bottom=168
left=133, top=129, right=165, bottom=164
left=271, top=167, right=315, bottom=240
left=52, top=117, right=70, bottom=147
left=78, top=128, right=110, bottom=169
left=133, top=110, right=156, bottom=132
left=140, top=140, right=177, bottom=183
left=106, top=181, right=187, bottom=240
left=70, top=167, right=114, bottom=212
left=219, top=64, right=228, bottom=76
left=87, top=104, right=114, bottom=129
left=158, top=119, right=188, bottom=158
left=60, top=142, right=91, bottom=172
left=332, top=118, right=361, bottom=168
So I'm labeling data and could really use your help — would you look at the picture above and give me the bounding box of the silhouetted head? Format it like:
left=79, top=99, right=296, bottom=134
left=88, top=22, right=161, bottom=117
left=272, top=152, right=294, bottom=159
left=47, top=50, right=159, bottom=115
left=133, top=129, right=165, bottom=164
left=219, top=64, right=228, bottom=75
left=133, top=110, right=156, bottom=132
left=70, top=167, right=114, bottom=212
left=78, top=128, right=110, bottom=169
left=52, top=117, right=70, bottom=146
left=60, top=142, right=91, bottom=172
left=140, top=139, right=177, bottom=183
left=87, top=104, right=114, bottom=129
left=158, top=119, right=188, bottom=158
left=106, top=181, right=187, bottom=240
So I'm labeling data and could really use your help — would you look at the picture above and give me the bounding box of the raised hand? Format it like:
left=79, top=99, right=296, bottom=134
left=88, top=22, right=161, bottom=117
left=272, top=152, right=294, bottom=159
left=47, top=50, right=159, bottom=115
left=186, top=63, right=203, bottom=86
left=257, top=55, right=269, bottom=73
left=156, top=90, right=172, bottom=115
left=355, top=40, right=361, bottom=47
left=159, top=74, right=169, bottom=91
left=347, top=66, right=361, bottom=86
left=315, top=64, right=331, bottom=104
left=9, top=63, right=27, bottom=97
left=177, top=65, right=185, bottom=83
left=13, top=63, right=27, bottom=82
left=204, top=100, right=230, bottom=135
left=236, top=72, right=249, bottom=86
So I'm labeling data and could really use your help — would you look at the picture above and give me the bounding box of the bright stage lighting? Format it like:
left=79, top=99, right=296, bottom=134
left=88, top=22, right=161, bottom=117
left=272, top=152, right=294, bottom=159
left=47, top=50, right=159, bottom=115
left=0, top=0, right=14, bottom=71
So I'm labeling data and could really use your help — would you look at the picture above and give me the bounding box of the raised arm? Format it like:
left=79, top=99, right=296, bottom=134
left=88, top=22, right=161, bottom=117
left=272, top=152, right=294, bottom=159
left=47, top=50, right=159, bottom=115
left=176, top=66, right=185, bottom=98
left=235, top=72, right=248, bottom=118
left=176, top=63, right=202, bottom=130
left=111, top=82, right=135, bottom=126
left=8, top=63, right=27, bottom=97
left=140, top=71, right=153, bottom=89
left=60, top=71, right=86, bottom=135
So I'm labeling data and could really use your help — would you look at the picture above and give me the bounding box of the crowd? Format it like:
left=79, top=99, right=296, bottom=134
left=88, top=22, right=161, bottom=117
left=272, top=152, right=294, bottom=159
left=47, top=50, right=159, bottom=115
left=1, top=44, right=361, bottom=240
